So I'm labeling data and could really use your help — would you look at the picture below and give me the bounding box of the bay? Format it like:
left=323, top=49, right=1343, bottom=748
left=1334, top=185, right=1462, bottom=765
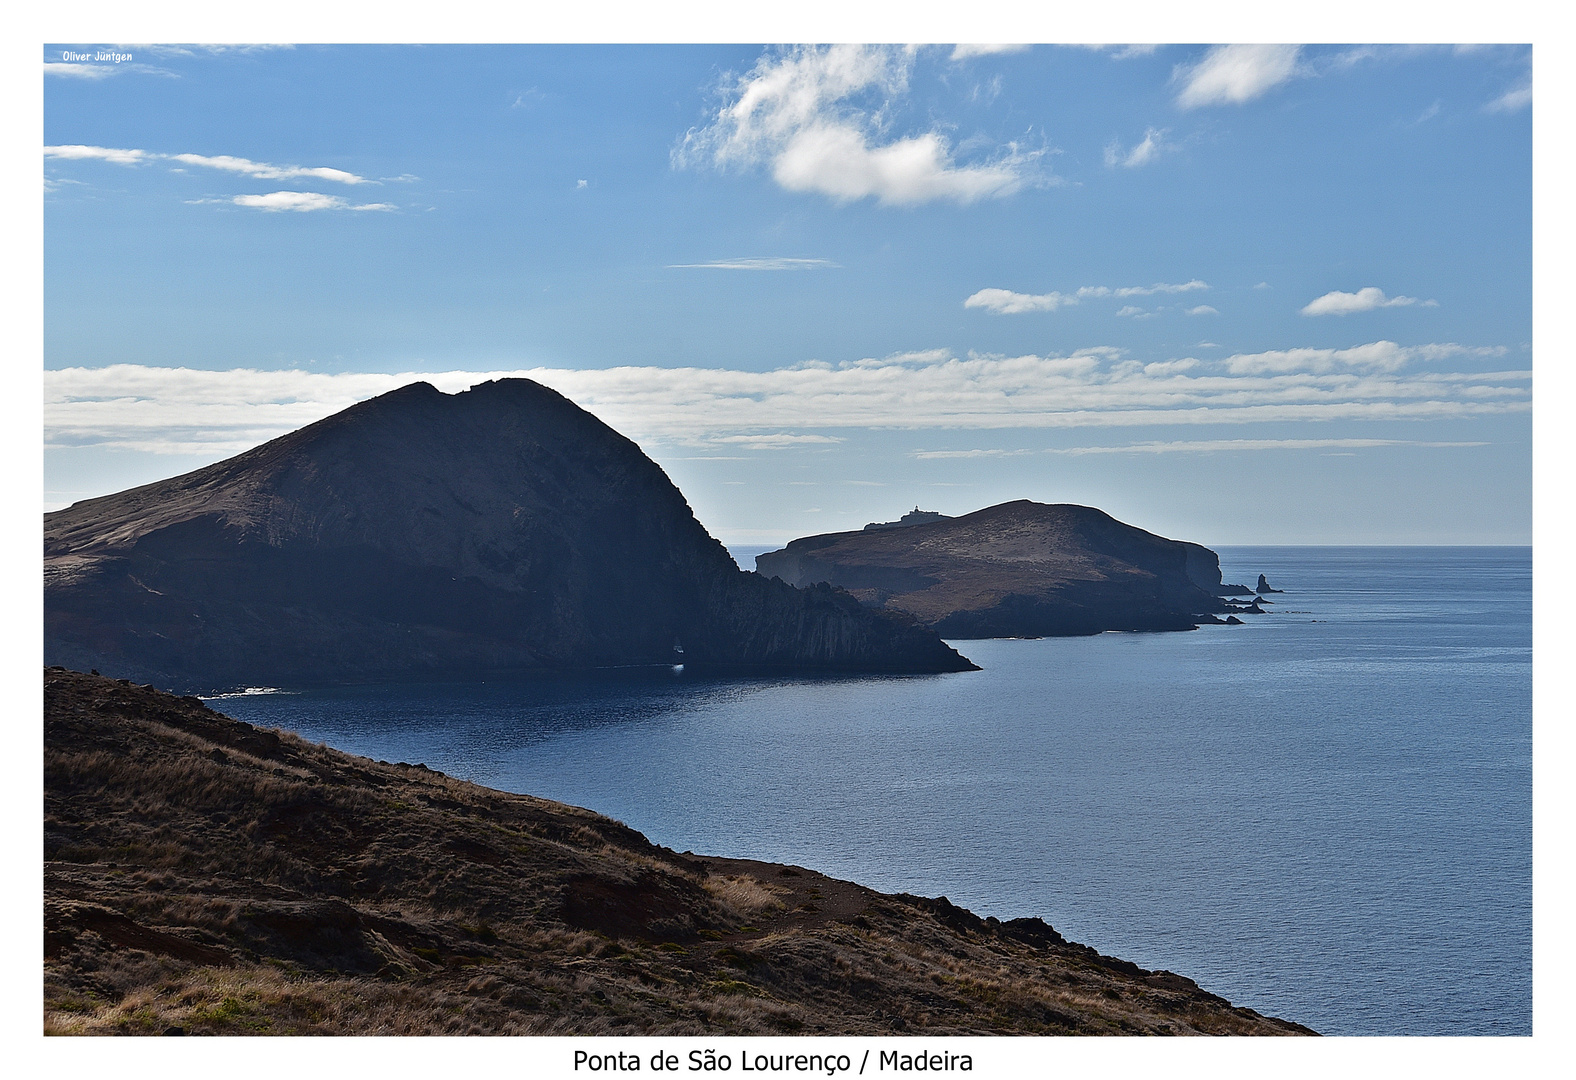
left=211, top=547, right=1532, bottom=1035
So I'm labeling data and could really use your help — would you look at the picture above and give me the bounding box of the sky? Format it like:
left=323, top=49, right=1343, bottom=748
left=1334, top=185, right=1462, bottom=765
left=42, top=42, right=1533, bottom=547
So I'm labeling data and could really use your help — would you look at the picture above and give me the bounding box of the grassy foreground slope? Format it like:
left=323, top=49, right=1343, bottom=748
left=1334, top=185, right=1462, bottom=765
left=44, top=668, right=1312, bottom=1036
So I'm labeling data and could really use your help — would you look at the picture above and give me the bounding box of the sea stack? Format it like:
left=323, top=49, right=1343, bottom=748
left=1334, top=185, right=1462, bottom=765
left=44, top=379, right=975, bottom=691
left=756, top=500, right=1237, bottom=638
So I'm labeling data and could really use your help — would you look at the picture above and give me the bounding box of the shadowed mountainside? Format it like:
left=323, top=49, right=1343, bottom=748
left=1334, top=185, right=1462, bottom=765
left=45, top=380, right=973, bottom=692
left=44, top=667, right=1313, bottom=1036
left=756, top=501, right=1240, bottom=638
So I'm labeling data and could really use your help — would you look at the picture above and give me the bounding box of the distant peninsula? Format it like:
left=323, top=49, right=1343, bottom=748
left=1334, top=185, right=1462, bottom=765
left=44, top=380, right=974, bottom=692
left=45, top=667, right=1313, bottom=1036
left=757, top=501, right=1249, bottom=638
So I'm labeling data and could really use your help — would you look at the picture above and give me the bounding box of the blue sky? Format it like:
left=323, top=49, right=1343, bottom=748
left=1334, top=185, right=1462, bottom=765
left=43, top=43, right=1532, bottom=545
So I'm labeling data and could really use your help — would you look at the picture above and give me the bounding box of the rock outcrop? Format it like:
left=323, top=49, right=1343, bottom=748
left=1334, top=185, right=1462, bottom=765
left=1256, top=574, right=1284, bottom=594
left=756, top=501, right=1236, bottom=638
left=45, top=379, right=974, bottom=691
left=865, top=507, right=951, bottom=531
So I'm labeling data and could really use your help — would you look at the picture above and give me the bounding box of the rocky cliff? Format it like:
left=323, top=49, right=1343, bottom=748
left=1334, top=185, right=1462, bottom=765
left=756, top=501, right=1234, bottom=638
left=45, top=380, right=974, bottom=691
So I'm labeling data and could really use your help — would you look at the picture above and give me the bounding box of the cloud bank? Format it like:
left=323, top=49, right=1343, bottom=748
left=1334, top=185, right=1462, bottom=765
left=674, top=45, right=1043, bottom=206
left=46, top=342, right=1526, bottom=457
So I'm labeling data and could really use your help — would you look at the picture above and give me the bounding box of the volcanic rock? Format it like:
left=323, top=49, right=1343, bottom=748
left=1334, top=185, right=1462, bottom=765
left=756, top=501, right=1234, bottom=638
left=45, top=379, right=974, bottom=691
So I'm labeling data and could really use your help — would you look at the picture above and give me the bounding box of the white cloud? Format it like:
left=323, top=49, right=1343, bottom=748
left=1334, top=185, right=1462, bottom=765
left=1114, top=280, right=1207, bottom=297
left=1050, top=438, right=1490, bottom=455
left=1301, top=287, right=1433, bottom=316
left=1186, top=305, right=1219, bottom=316
left=964, top=289, right=1076, bottom=314
left=44, top=144, right=147, bottom=165
left=674, top=45, right=1044, bottom=206
left=1115, top=306, right=1151, bottom=318
left=1071, top=45, right=1160, bottom=60
left=170, top=153, right=371, bottom=185
left=769, top=127, right=1034, bottom=206
left=1105, top=128, right=1167, bottom=168
left=1220, top=340, right=1502, bottom=374
left=707, top=433, right=844, bottom=448
left=1175, top=45, right=1302, bottom=108
left=917, top=438, right=1489, bottom=459
left=133, top=44, right=296, bottom=58
left=43, top=60, right=174, bottom=79
left=46, top=343, right=1526, bottom=456
left=949, top=44, right=1032, bottom=61
left=1485, top=77, right=1532, bottom=113
left=230, top=192, right=395, bottom=213
left=44, top=145, right=375, bottom=186
left=911, top=448, right=1034, bottom=459
left=966, top=279, right=1207, bottom=314
left=232, top=191, right=346, bottom=212
left=43, top=63, right=117, bottom=79
left=668, top=258, right=839, bottom=270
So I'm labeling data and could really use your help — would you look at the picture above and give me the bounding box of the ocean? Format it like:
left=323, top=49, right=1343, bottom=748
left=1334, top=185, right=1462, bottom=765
left=210, top=546, right=1532, bottom=1035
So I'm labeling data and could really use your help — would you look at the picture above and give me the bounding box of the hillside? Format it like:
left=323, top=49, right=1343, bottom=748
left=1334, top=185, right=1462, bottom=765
left=45, top=379, right=973, bottom=692
left=756, top=501, right=1242, bottom=638
left=44, top=668, right=1312, bottom=1036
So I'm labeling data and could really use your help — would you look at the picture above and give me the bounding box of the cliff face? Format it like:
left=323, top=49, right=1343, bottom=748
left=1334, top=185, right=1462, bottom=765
left=755, top=501, right=1231, bottom=638
left=45, top=380, right=973, bottom=691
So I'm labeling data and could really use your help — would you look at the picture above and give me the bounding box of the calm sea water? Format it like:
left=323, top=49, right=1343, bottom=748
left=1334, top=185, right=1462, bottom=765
left=212, top=547, right=1531, bottom=1035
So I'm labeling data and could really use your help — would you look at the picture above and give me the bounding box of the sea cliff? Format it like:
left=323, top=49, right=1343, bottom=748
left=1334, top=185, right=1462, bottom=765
left=757, top=501, right=1239, bottom=638
left=45, top=380, right=973, bottom=691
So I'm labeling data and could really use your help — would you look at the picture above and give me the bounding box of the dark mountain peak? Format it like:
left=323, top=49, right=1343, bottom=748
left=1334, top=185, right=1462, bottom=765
left=46, top=379, right=974, bottom=690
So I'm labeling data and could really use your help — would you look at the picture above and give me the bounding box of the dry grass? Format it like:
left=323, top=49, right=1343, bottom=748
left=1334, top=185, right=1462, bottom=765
left=703, top=874, right=790, bottom=920
left=44, top=667, right=1313, bottom=1037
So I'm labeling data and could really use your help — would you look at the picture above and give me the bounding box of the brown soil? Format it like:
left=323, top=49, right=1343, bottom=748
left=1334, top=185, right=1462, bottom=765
left=43, top=667, right=1313, bottom=1036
